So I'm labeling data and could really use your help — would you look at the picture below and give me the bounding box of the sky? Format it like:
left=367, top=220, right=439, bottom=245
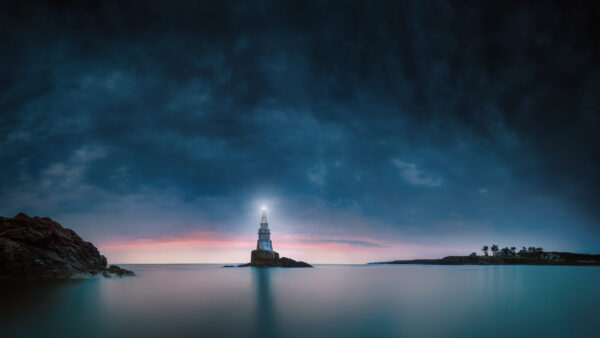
left=1, top=0, right=599, bottom=264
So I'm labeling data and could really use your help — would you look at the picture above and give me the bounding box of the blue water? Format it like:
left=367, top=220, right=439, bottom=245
left=2, top=264, right=599, bottom=338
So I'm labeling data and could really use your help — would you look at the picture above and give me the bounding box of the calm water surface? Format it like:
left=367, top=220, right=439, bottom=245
left=2, top=264, right=599, bottom=338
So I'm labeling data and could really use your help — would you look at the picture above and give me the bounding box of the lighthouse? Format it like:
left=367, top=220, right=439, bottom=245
left=257, top=207, right=273, bottom=251
left=250, top=207, right=280, bottom=264
left=242, top=207, right=312, bottom=267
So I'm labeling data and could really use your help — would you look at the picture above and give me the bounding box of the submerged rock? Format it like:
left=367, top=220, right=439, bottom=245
left=0, top=213, right=133, bottom=280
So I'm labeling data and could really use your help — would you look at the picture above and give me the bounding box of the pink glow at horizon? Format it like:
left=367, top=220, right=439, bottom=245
left=99, top=231, right=468, bottom=264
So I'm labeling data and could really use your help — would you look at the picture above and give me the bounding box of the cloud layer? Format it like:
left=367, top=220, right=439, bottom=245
left=1, top=1, right=599, bottom=262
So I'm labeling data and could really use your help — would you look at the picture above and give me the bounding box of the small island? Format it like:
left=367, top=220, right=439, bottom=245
left=371, top=244, right=600, bottom=266
left=0, top=213, right=134, bottom=280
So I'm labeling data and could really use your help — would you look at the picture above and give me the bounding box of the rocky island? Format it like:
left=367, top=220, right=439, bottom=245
left=233, top=208, right=312, bottom=268
left=237, top=249, right=312, bottom=268
left=0, top=213, right=134, bottom=280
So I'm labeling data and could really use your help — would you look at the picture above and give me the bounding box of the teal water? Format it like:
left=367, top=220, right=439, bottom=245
left=2, top=264, right=599, bottom=338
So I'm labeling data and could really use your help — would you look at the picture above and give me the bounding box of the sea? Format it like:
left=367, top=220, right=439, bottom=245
left=2, top=264, right=599, bottom=338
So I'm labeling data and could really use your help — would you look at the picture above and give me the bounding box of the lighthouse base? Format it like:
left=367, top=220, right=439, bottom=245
left=250, top=249, right=280, bottom=265
left=239, top=249, right=312, bottom=268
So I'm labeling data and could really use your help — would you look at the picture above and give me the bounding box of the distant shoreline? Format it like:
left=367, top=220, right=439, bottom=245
left=370, top=254, right=600, bottom=266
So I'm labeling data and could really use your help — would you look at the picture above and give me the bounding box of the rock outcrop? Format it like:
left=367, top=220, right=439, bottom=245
left=0, top=213, right=133, bottom=280
left=277, top=257, right=312, bottom=267
left=237, top=249, right=312, bottom=268
left=105, top=265, right=135, bottom=277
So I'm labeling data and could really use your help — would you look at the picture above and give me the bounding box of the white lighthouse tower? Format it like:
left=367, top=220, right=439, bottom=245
left=256, top=207, right=273, bottom=251
left=247, top=207, right=310, bottom=267
left=251, top=207, right=279, bottom=264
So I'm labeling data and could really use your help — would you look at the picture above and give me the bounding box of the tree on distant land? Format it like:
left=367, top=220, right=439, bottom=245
left=482, top=246, right=489, bottom=256
left=491, top=244, right=499, bottom=256
left=470, top=252, right=477, bottom=257
left=510, top=247, right=516, bottom=256
left=536, top=248, right=544, bottom=258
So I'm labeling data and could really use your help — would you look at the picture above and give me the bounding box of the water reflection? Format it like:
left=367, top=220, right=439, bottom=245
left=1, top=265, right=599, bottom=338
left=252, top=268, right=277, bottom=338
left=0, top=278, right=105, bottom=338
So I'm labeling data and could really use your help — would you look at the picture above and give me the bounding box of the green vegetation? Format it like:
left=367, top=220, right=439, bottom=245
left=480, top=244, right=546, bottom=258
left=491, top=244, right=499, bottom=256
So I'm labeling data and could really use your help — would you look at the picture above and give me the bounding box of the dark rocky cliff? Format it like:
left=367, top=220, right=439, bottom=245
left=0, top=213, right=133, bottom=280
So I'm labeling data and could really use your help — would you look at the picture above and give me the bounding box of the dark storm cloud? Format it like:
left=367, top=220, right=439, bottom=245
left=1, top=1, right=599, bottom=251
